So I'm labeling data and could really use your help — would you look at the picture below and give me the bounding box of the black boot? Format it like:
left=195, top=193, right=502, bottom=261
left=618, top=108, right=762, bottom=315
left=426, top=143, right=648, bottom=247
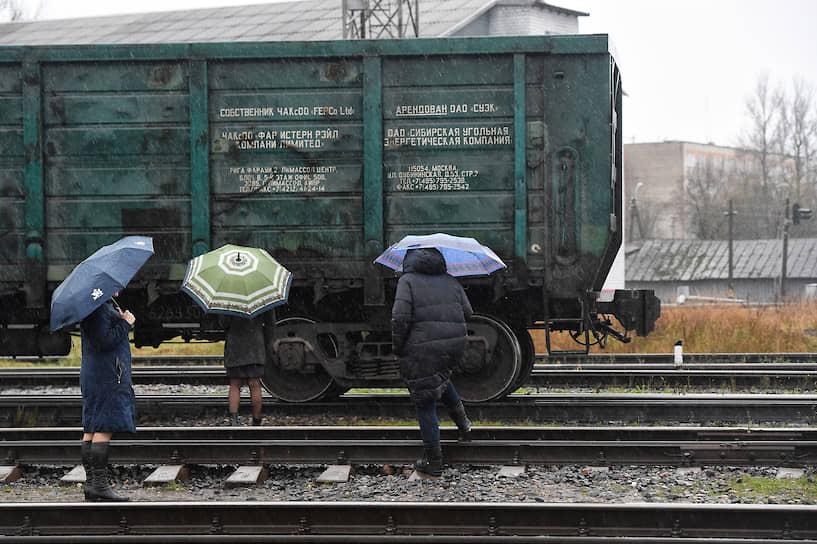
left=251, top=417, right=262, bottom=426
left=86, top=442, right=129, bottom=502
left=415, top=444, right=443, bottom=478
left=81, top=440, right=93, bottom=500
left=229, top=412, right=240, bottom=426
left=449, top=402, right=472, bottom=442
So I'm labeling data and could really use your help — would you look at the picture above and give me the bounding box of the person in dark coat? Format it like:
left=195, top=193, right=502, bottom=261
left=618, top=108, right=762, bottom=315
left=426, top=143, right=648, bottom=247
left=79, top=294, right=135, bottom=502
left=391, top=247, right=474, bottom=478
left=221, top=310, right=275, bottom=425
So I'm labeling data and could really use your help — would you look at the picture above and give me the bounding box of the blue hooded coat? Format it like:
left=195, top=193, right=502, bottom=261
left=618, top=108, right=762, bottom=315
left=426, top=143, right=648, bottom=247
left=79, top=300, right=136, bottom=433
left=391, top=248, right=473, bottom=400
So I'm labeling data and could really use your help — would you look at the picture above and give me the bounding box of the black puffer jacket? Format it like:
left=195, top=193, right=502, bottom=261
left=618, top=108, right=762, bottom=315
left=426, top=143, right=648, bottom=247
left=391, top=248, right=473, bottom=394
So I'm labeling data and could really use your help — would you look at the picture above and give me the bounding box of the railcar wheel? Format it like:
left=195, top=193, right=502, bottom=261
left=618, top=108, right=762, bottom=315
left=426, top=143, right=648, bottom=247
left=452, top=314, right=522, bottom=402
left=261, top=316, right=339, bottom=403
left=510, top=327, right=536, bottom=391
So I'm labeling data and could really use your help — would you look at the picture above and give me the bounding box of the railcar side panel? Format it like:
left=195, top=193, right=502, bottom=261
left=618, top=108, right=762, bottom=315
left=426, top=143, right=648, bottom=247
left=42, top=60, right=193, bottom=266
left=0, top=64, right=23, bottom=285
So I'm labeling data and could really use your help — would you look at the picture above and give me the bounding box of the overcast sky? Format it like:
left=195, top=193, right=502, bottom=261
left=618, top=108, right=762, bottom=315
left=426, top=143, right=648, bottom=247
left=20, top=0, right=817, bottom=147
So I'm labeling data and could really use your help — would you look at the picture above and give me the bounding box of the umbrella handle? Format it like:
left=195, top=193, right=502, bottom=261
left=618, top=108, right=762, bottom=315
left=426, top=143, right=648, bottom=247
left=110, top=297, right=122, bottom=312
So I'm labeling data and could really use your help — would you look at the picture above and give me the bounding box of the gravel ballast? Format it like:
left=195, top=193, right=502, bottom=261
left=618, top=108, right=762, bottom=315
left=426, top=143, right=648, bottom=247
left=2, top=462, right=815, bottom=505
left=2, top=383, right=816, bottom=504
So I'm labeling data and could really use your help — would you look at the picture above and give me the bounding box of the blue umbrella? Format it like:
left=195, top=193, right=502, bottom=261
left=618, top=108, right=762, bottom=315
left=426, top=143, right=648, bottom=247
left=50, top=236, right=155, bottom=332
left=374, top=233, right=506, bottom=277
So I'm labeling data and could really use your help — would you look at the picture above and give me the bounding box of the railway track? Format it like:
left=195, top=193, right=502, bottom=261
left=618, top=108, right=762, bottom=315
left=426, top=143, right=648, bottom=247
left=3, top=392, right=817, bottom=427
left=5, top=356, right=817, bottom=541
left=3, top=501, right=817, bottom=541
left=3, top=426, right=817, bottom=467
left=3, top=353, right=816, bottom=536
left=4, top=352, right=817, bottom=390
left=3, top=363, right=816, bottom=390
left=10, top=352, right=817, bottom=364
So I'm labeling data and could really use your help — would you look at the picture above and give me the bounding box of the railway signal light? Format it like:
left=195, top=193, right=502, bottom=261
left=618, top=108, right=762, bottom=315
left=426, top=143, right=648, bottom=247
left=793, top=202, right=812, bottom=225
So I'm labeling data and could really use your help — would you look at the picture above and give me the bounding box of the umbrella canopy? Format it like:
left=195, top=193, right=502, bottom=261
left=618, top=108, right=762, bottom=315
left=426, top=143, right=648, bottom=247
left=374, top=233, right=506, bottom=277
left=50, top=236, right=155, bottom=332
left=181, top=244, right=292, bottom=318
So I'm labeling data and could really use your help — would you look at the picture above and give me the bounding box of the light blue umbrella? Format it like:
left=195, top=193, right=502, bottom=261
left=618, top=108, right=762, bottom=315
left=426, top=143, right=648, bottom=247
left=50, top=236, right=154, bottom=332
left=374, top=233, right=506, bottom=276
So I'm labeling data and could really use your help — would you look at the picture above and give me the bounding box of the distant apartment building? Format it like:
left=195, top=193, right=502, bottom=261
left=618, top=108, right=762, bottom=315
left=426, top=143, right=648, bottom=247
left=624, top=141, right=795, bottom=240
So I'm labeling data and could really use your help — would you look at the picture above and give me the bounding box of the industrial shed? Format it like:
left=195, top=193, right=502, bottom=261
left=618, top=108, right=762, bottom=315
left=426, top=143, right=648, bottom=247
left=0, top=0, right=587, bottom=45
left=625, top=239, right=817, bottom=305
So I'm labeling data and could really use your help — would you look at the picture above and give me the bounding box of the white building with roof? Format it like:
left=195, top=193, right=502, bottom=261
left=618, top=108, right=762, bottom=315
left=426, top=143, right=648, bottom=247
left=0, top=0, right=587, bottom=45
left=626, top=238, right=817, bottom=304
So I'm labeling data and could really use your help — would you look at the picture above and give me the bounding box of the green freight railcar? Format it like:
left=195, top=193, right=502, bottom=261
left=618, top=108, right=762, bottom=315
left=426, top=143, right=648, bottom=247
left=0, top=35, right=659, bottom=402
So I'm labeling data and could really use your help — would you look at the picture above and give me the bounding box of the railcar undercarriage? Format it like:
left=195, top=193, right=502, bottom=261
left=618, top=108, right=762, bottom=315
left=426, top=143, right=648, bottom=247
left=0, top=285, right=659, bottom=403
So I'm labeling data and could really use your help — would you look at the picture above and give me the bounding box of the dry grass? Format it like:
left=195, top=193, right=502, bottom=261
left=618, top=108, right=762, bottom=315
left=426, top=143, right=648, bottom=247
left=131, top=340, right=224, bottom=357
left=533, top=302, right=817, bottom=354
left=0, top=337, right=223, bottom=367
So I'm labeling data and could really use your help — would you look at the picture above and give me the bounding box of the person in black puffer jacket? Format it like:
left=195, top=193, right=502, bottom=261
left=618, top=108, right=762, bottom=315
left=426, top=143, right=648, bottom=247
left=391, top=247, right=474, bottom=478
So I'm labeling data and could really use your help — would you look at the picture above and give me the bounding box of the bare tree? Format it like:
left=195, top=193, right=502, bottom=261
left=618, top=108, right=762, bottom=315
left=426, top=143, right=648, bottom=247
left=682, top=159, right=730, bottom=239
left=780, top=77, right=816, bottom=211
left=740, top=74, right=817, bottom=238
left=739, top=74, right=790, bottom=236
left=741, top=75, right=783, bottom=188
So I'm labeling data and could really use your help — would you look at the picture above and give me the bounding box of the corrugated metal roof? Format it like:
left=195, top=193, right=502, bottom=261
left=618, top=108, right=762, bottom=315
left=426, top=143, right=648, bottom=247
left=0, top=0, right=586, bottom=45
left=626, top=239, right=817, bottom=282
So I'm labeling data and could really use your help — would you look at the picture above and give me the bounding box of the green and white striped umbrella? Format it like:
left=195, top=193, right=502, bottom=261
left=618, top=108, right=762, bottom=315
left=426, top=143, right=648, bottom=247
left=181, top=244, right=292, bottom=318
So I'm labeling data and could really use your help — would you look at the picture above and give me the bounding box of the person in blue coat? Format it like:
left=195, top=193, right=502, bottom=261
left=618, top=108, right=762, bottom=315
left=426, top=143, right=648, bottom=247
left=391, top=247, right=474, bottom=478
left=79, top=294, right=136, bottom=502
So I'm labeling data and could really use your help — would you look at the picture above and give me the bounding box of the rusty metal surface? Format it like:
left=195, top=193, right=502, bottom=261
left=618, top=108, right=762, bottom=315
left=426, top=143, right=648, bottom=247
left=2, top=500, right=817, bottom=540
left=4, top=392, right=817, bottom=427
left=4, top=425, right=817, bottom=467
left=1, top=35, right=616, bottom=296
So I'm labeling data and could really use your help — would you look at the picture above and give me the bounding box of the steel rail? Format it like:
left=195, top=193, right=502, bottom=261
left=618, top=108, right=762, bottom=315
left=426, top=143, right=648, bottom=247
left=3, top=362, right=816, bottom=375
left=2, top=501, right=817, bottom=540
left=2, top=439, right=814, bottom=466
left=3, top=424, right=816, bottom=442
left=1, top=355, right=223, bottom=365
left=5, top=352, right=817, bottom=367
left=3, top=364, right=817, bottom=389
left=537, top=353, right=817, bottom=364
left=527, top=367, right=817, bottom=389
left=3, top=426, right=817, bottom=467
left=3, top=393, right=817, bottom=427
left=534, top=363, right=817, bottom=371
left=0, top=365, right=226, bottom=386
left=5, top=353, right=817, bottom=389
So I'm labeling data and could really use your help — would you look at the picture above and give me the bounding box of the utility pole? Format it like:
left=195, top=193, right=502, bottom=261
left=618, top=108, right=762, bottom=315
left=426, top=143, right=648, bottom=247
left=782, top=198, right=790, bottom=301
left=342, top=0, right=420, bottom=39
left=724, top=199, right=735, bottom=297
left=784, top=201, right=814, bottom=301
left=627, top=197, right=638, bottom=242
left=782, top=200, right=814, bottom=301
left=628, top=182, right=644, bottom=242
